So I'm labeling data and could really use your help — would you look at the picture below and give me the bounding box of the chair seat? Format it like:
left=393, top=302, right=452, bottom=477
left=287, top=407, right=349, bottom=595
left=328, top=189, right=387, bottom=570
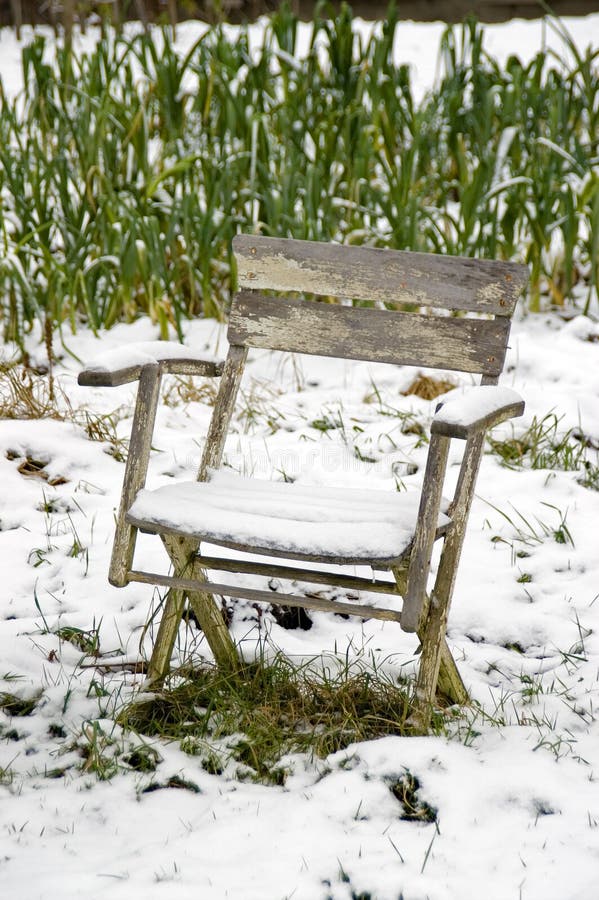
left=126, top=470, right=451, bottom=566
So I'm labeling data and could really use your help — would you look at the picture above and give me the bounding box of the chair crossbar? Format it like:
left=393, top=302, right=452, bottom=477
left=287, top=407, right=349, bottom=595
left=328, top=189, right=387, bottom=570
left=126, top=570, right=404, bottom=623
left=194, top=555, right=404, bottom=596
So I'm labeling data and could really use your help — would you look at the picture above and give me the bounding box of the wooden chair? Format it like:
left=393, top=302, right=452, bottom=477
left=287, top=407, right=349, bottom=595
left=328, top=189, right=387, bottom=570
left=79, top=236, right=528, bottom=730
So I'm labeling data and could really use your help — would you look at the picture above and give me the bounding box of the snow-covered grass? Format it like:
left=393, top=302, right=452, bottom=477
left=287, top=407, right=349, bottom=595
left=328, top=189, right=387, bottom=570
left=1, top=12, right=599, bottom=900
left=1, top=302, right=599, bottom=899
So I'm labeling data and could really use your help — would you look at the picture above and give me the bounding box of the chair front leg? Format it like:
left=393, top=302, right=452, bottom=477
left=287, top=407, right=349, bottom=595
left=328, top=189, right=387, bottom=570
left=145, top=534, right=240, bottom=683
left=412, top=430, right=486, bottom=731
left=393, top=565, right=468, bottom=711
left=165, top=534, right=239, bottom=670
left=435, top=638, right=469, bottom=706
left=145, top=587, right=188, bottom=686
left=402, top=434, right=450, bottom=633
left=109, top=363, right=162, bottom=587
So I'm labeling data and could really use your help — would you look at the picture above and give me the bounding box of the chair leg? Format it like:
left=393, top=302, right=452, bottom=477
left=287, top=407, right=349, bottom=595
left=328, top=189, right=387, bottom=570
left=411, top=590, right=466, bottom=734
left=393, top=564, right=467, bottom=713
left=409, top=431, right=486, bottom=730
left=146, top=580, right=240, bottom=685
left=145, top=587, right=187, bottom=686
left=160, top=535, right=240, bottom=673
left=185, top=585, right=240, bottom=671
left=437, top=638, right=469, bottom=706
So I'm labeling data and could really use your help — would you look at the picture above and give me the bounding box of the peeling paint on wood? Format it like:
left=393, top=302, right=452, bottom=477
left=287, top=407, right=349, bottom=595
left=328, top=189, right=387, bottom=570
left=229, top=291, right=511, bottom=376
left=233, top=235, right=528, bottom=315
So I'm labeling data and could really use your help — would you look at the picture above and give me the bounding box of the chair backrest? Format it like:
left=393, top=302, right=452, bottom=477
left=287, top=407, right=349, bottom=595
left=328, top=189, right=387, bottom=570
left=230, top=235, right=528, bottom=378
left=197, top=236, right=527, bottom=480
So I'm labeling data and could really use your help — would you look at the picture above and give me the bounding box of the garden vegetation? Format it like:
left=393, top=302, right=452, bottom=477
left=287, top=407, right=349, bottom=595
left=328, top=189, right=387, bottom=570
left=0, top=3, right=597, bottom=361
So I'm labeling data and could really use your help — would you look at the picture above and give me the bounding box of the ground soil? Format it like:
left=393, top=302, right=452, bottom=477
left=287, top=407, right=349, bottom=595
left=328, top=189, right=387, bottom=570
left=1, top=0, right=597, bottom=29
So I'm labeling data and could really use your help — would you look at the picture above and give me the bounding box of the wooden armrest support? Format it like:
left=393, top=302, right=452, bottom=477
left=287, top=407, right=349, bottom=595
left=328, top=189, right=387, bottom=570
left=78, top=342, right=224, bottom=388
left=402, top=433, right=451, bottom=633
left=431, top=386, right=524, bottom=439
left=403, top=386, right=523, bottom=632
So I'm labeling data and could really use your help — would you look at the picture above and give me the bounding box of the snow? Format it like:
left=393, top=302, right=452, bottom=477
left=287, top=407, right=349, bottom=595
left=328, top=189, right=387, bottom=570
left=129, top=468, right=450, bottom=563
left=433, top=385, right=524, bottom=429
left=4, top=308, right=599, bottom=900
left=1, top=13, right=599, bottom=900
left=81, top=340, right=221, bottom=375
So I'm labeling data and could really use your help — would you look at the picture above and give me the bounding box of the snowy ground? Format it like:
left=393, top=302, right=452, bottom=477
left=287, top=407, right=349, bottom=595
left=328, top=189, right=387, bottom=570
left=1, top=13, right=599, bottom=900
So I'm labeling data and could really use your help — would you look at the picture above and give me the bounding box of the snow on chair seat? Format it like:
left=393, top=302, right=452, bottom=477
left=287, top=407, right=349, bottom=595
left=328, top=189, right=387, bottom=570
left=126, top=469, right=451, bottom=567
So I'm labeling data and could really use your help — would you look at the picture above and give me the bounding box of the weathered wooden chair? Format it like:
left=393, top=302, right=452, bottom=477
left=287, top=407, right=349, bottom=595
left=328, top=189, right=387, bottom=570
left=79, top=236, right=527, bottom=730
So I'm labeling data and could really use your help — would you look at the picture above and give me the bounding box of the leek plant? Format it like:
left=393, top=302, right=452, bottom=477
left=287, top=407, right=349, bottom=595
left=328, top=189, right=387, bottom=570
left=0, top=4, right=596, bottom=353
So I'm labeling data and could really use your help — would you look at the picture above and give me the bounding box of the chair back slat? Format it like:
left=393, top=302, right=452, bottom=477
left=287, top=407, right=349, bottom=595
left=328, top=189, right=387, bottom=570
left=228, top=291, right=511, bottom=376
left=233, top=234, right=528, bottom=316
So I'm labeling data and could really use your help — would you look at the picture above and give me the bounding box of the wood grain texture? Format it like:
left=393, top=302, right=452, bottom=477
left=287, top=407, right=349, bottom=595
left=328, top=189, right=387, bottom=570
left=78, top=357, right=223, bottom=388
left=145, top=587, right=187, bottom=685
left=161, top=534, right=240, bottom=671
left=431, top=399, right=525, bottom=439
left=127, top=570, right=403, bottom=623
left=402, top=434, right=450, bottom=632
left=197, top=345, right=248, bottom=481
left=228, top=291, right=511, bottom=376
left=108, top=363, right=162, bottom=587
left=412, top=430, right=486, bottom=730
left=196, top=555, right=403, bottom=595
left=432, top=638, right=469, bottom=707
left=233, top=234, right=528, bottom=315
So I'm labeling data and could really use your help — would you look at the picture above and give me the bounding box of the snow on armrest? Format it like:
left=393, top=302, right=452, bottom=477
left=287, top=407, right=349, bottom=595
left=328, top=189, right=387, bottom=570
left=431, top=385, right=524, bottom=439
left=78, top=342, right=224, bottom=387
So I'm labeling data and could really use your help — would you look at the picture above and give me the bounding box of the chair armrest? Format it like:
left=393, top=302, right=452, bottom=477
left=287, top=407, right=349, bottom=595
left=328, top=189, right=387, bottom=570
left=78, top=341, right=225, bottom=387
left=431, top=386, right=524, bottom=439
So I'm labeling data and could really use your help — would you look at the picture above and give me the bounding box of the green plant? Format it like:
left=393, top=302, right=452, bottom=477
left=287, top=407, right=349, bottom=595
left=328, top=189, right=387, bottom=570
left=489, top=413, right=599, bottom=493
left=119, top=654, right=415, bottom=785
left=55, top=624, right=100, bottom=655
left=0, top=691, right=42, bottom=717
left=489, top=413, right=585, bottom=472
left=74, top=719, right=163, bottom=779
left=485, top=499, right=574, bottom=548
left=76, top=720, right=120, bottom=779
left=578, top=460, right=599, bottom=491
left=0, top=8, right=597, bottom=354
left=76, top=408, right=129, bottom=462
left=0, top=763, right=15, bottom=785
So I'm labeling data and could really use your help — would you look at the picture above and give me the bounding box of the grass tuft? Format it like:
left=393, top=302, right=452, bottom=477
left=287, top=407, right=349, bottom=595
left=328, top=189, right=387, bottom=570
left=76, top=408, right=129, bottom=462
left=0, top=691, right=42, bottom=717
left=119, top=656, right=414, bottom=785
left=55, top=625, right=101, bottom=656
left=489, top=413, right=584, bottom=471
left=0, top=362, right=65, bottom=420
left=389, top=770, right=438, bottom=823
left=402, top=375, right=456, bottom=401
left=489, top=413, right=599, bottom=491
left=142, top=774, right=201, bottom=794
